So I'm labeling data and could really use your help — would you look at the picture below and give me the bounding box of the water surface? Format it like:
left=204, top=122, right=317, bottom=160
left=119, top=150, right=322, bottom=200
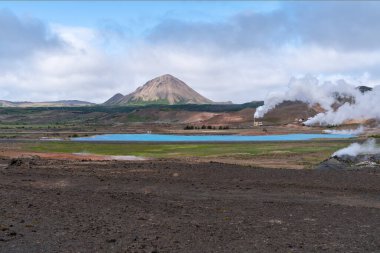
left=72, top=133, right=354, bottom=142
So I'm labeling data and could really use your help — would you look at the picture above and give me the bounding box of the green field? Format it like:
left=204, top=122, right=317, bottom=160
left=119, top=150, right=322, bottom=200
left=27, top=140, right=351, bottom=168
left=0, top=123, right=71, bottom=129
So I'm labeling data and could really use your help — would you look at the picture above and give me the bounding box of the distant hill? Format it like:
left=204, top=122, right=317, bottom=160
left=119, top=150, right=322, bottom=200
left=0, top=100, right=95, bottom=107
left=104, top=74, right=213, bottom=106
left=105, top=93, right=125, bottom=105
left=261, top=101, right=320, bottom=125
left=260, top=85, right=375, bottom=125
left=0, top=101, right=264, bottom=127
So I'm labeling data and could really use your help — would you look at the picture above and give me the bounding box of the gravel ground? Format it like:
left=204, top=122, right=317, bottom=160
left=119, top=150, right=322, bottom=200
left=0, top=158, right=379, bottom=252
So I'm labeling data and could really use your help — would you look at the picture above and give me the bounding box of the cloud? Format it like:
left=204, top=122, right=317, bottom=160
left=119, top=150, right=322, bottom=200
left=292, top=2, right=380, bottom=50
left=0, top=9, right=63, bottom=59
left=146, top=10, right=293, bottom=52
left=147, top=2, right=380, bottom=52
left=1, top=3, right=380, bottom=104
left=0, top=16, right=125, bottom=103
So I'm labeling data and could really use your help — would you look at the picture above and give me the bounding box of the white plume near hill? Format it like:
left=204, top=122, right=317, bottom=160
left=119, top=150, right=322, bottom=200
left=254, top=75, right=379, bottom=126
left=104, top=74, right=213, bottom=105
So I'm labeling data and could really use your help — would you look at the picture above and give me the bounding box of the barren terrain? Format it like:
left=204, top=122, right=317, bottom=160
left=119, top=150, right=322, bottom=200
left=0, top=103, right=378, bottom=252
left=1, top=157, right=379, bottom=252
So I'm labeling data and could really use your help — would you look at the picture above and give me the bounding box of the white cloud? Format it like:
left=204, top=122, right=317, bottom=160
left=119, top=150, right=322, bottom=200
left=1, top=4, right=380, bottom=104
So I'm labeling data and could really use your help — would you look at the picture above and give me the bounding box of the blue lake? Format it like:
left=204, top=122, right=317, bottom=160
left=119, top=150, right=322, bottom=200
left=72, top=133, right=354, bottom=142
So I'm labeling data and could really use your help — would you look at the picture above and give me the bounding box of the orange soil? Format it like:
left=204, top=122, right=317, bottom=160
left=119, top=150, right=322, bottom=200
left=0, top=150, right=125, bottom=161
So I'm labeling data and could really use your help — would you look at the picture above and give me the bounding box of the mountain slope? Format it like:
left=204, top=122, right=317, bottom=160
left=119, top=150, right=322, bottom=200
left=0, top=100, right=95, bottom=107
left=104, top=93, right=125, bottom=106
left=105, top=74, right=213, bottom=105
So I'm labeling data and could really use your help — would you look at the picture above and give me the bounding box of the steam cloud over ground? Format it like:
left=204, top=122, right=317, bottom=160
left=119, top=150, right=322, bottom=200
left=323, top=126, right=365, bottom=135
left=332, top=139, right=380, bottom=157
left=254, top=75, right=380, bottom=126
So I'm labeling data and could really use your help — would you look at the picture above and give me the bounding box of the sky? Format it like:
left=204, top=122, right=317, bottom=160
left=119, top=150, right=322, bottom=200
left=1, top=1, right=380, bottom=103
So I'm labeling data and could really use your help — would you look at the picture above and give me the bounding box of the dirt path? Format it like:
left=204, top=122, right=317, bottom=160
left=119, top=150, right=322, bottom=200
left=0, top=158, right=379, bottom=252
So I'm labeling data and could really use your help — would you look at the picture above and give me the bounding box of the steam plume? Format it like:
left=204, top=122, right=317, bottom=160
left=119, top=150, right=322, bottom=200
left=332, top=138, right=380, bottom=157
left=254, top=75, right=380, bottom=126
left=323, top=126, right=365, bottom=135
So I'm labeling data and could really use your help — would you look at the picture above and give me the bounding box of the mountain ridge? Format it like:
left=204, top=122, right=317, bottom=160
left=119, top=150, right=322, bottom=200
left=0, top=100, right=95, bottom=108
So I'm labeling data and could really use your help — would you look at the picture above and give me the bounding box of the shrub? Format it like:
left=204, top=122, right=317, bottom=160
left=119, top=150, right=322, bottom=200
left=184, top=125, right=195, bottom=130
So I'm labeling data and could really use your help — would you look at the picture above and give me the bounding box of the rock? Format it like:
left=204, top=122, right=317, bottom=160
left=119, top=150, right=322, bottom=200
left=316, top=154, right=380, bottom=170
left=9, top=159, right=23, bottom=167
left=316, top=157, right=350, bottom=170
left=7, top=231, right=17, bottom=236
left=7, top=158, right=32, bottom=169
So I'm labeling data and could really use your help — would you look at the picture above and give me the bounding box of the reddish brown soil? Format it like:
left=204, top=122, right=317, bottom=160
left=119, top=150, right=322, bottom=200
left=0, top=150, right=146, bottom=161
left=0, top=158, right=379, bottom=252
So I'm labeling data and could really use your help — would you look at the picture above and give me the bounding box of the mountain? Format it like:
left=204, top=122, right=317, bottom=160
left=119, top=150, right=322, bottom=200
left=104, top=93, right=124, bottom=105
left=0, top=100, right=95, bottom=107
left=104, top=74, right=213, bottom=106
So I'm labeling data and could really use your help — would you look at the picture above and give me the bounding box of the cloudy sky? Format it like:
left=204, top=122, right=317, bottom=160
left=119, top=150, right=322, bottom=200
left=1, top=1, right=380, bottom=103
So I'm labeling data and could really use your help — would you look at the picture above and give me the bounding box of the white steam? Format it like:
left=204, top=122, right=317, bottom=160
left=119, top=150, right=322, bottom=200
left=323, top=126, right=365, bottom=135
left=254, top=75, right=380, bottom=126
left=333, top=138, right=380, bottom=157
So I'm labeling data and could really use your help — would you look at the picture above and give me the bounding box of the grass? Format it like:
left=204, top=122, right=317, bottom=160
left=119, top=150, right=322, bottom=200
left=27, top=140, right=350, bottom=167
left=126, top=98, right=171, bottom=106
left=126, top=113, right=155, bottom=122
left=0, top=123, right=72, bottom=129
left=0, top=101, right=263, bottom=115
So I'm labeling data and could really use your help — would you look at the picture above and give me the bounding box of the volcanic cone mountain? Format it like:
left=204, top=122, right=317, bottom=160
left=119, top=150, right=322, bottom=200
left=104, top=74, right=213, bottom=105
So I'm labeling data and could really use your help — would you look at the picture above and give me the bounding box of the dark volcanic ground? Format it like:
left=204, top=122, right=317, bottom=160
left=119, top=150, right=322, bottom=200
left=0, top=158, right=379, bottom=252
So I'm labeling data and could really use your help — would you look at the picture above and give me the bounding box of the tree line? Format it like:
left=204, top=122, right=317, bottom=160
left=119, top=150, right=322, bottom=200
left=184, top=125, right=230, bottom=130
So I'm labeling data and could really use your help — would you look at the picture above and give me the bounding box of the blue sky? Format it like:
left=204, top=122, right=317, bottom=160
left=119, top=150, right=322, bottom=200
left=1, top=1, right=280, bottom=35
left=0, top=1, right=380, bottom=103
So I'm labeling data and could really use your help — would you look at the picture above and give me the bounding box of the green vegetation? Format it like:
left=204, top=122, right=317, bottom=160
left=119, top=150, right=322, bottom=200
left=126, top=98, right=171, bottom=106
left=0, top=100, right=265, bottom=132
left=0, top=101, right=263, bottom=115
left=126, top=113, right=155, bottom=122
left=184, top=125, right=230, bottom=130
left=28, top=140, right=348, bottom=164
left=0, top=123, right=71, bottom=129
left=0, top=102, right=263, bottom=126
